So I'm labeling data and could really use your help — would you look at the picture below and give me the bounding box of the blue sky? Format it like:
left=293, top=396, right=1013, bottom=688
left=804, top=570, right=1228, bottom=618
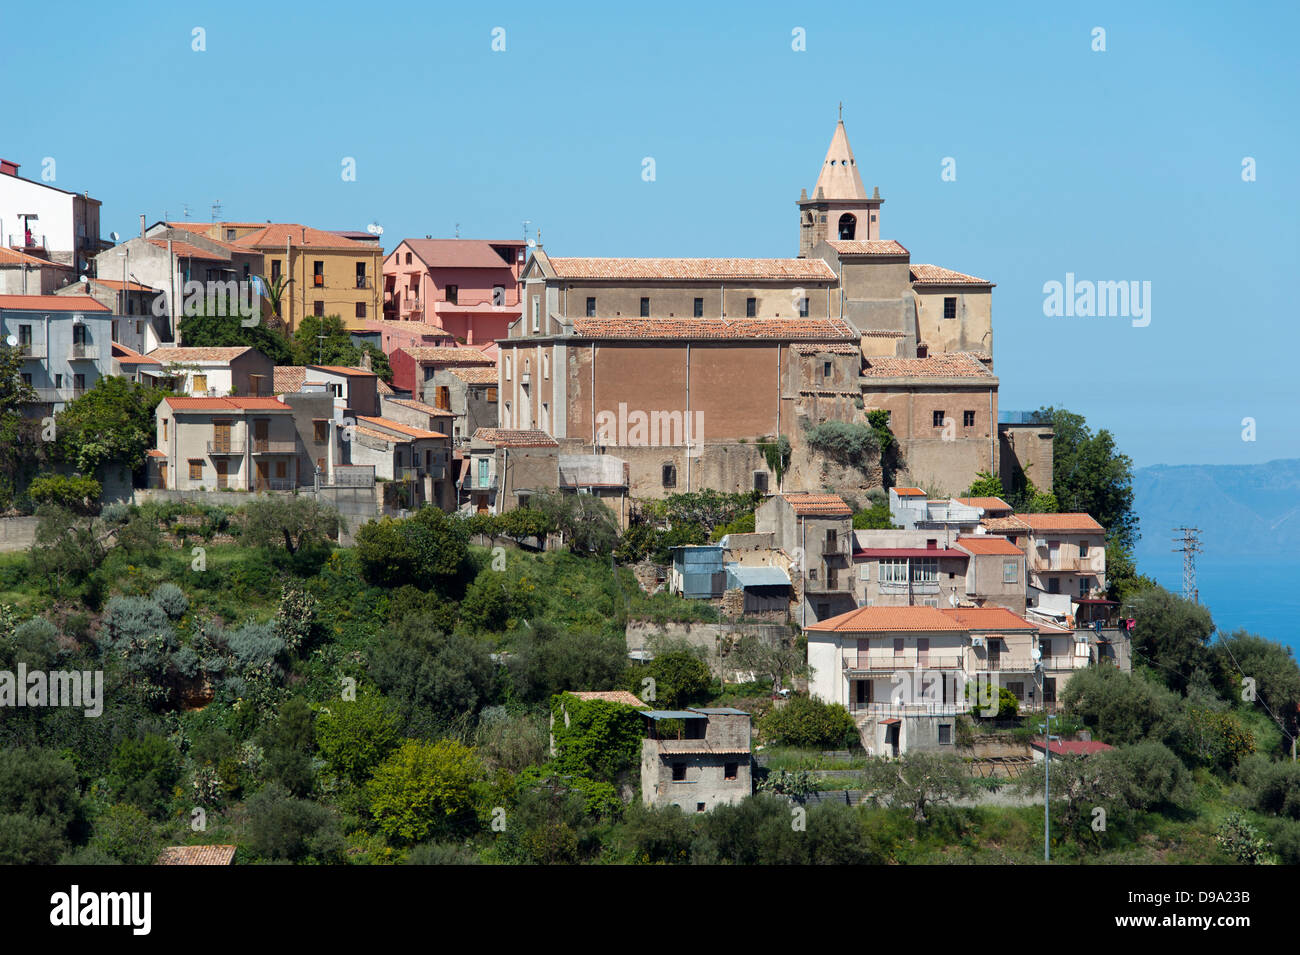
left=4, top=0, right=1296, bottom=468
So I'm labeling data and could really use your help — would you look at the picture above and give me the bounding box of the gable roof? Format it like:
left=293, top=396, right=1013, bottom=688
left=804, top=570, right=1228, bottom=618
left=148, top=346, right=252, bottom=363
left=861, top=352, right=994, bottom=379
left=394, top=239, right=517, bottom=270
left=570, top=317, right=857, bottom=341
left=780, top=492, right=852, bottom=517
left=355, top=414, right=446, bottom=440
left=309, top=365, right=376, bottom=377
left=162, top=396, right=288, bottom=411
left=893, top=486, right=926, bottom=497
left=955, top=496, right=1012, bottom=511
left=546, top=257, right=837, bottom=282
left=0, top=294, right=109, bottom=312
left=939, top=607, right=1039, bottom=631
left=1014, top=512, right=1105, bottom=533
left=401, top=347, right=495, bottom=364
left=826, top=239, right=909, bottom=256
left=385, top=398, right=453, bottom=417
left=806, top=605, right=966, bottom=633
left=955, top=535, right=1023, bottom=556
left=472, top=428, right=559, bottom=448
left=232, top=223, right=376, bottom=251
left=910, top=264, right=994, bottom=287
left=445, top=365, right=499, bottom=384
left=156, top=845, right=237, bottom=866
left=0, top=247, right=73, bottom=268
left=273, top=366, right=307, bottom=393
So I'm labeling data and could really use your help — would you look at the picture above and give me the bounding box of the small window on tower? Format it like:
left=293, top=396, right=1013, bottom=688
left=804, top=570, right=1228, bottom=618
left=640, top=296, right=649, bottom=317
left=943, top=296, right=957, bottom=319
left=746, top=297, right=756, bottom=317
left=586, top=297, right=596, bottom=317
left=693, top=298, right=703, bottom=318
left=838, top=213, right=857, bottom=240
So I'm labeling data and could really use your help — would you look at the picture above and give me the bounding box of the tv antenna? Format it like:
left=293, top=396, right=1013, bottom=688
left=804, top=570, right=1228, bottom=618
left=211, top=200, right=223, bottom=222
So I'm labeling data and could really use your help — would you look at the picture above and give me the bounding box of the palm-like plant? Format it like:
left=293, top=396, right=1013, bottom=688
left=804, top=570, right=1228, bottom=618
left=253, top=274, right=293, bottom=330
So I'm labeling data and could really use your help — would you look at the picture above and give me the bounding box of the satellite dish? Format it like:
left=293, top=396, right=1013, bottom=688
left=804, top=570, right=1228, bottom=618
left=5, top=335, right=16, bottom=348
left=527, top=239, right=536, bottom=248
left=1030, top=647, right=1042, bottom=661
left=80, top=275, right=89, bottom=284
left=366, top=223, right=383, bottom=236
left=110, top=231, right=120, bottom=242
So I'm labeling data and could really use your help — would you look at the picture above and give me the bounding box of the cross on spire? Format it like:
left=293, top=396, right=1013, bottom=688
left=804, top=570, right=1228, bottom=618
left=838, top=101, right=843, bottom=121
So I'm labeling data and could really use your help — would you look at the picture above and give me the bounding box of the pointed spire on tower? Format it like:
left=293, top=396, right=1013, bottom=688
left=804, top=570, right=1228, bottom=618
left=812, top=114, right=867, bottom=201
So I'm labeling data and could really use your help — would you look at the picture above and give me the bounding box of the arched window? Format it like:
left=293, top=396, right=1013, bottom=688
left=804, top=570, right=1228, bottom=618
left=838, top=213, right=857, bottom=240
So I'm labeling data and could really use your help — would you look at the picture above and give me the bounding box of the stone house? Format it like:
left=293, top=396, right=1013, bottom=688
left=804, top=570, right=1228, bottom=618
left=640, top=707, right=752, bottom=813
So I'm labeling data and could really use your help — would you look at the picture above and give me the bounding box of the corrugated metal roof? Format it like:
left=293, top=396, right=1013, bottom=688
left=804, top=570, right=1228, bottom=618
left=726, top=565, right=791, bottom=588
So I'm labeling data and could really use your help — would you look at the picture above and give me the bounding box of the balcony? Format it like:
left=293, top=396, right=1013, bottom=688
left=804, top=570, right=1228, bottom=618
left=251, top=439, right=297, bottom=454
left=28, top=387, right=85, bottom=403
left=355, top=276, right=372, bottom=290
left=1030, top=555, right=1104, bottom=574
left=68, top=342, right=96, bottom=361
left=847, top=701, right=969, bottom=717
left=844, top=653, right=965, bottom=673
left=971, top=656, right=1036, bottom=672
left=207, top=442, right=243, bottom=455
left=14, top=343, right=44, bottom=359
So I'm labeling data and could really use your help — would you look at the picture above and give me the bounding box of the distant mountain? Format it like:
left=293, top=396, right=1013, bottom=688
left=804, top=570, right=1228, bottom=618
left=1132, top=459, right=1300, bottom=561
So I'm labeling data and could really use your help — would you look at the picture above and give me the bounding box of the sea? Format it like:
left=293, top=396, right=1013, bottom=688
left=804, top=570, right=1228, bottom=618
left=1137, top=555, right=1300, bottom=655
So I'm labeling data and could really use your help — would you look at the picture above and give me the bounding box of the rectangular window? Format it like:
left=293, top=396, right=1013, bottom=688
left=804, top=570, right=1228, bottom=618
left=963, top=410, right=975, bottom=427
left=826, top=528, right=837, bottom=549
left=1079, top=541, right=1090, bottom=557
left=693, top=297, right=703, bottom=318
left=753, top=471, right=769, bottom=493
left=1079, top=577, right=1090, bottom=597
left=1003, top=560, right=1018, bottom=584
left=586, top=296, right=596, bottom=317
left=672, top=763, right=686, bottom=782
left=188, top=459, right=202, bottom=480
left=271, top=259, right=282, bottom=282
left=542, top=354, right=549, bottom=379
left=161, top=418, right=168, bottom=441
left=313, top=261, right=324, bottom=287
left=724, top=762, right=738, bottom=781
left=446, top=284, right=458, bottom=305
left=746, top=296, right=756, bottom=318
left=943, top=296, right=957, bottom=319
left=193, top=374, right=208, bottom=394
left=73, top=373, right=85, bottom=392
left=662, top=463, right=677, bottom=488
left=911, top=558, right=939, bottom=582
left=355, top=302, right=367, bottom=319
left=313, top=301, right=324, bottom=317
left=532, top=297, right=540, bottom=332
left=405, top=251, right=412, bottom=265
left=435, top=386, right=450, bottom=410
left=356, top=262, right=367, bottom=288
left=313, top=420, right=328, bottom=442
left=486, top=386, right=497, bottom=402
left=798, top=296, right=810, bottom=318
left=938, top=724, right=952, bottom=744
left=275, top=460, right=287, bottom=479
left=933, top=410, right=945, bottom=428
left=879, top=559, right=908, bottom=584
left=640, top=296, right=650, bottom=317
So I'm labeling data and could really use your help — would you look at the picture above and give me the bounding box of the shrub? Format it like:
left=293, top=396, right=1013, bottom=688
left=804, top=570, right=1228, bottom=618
left=367, top=740, right=486, bottom=845
left=759, top=695, right=858, bottom=749
left=806, top=421, right=879, bottom=471
left=245, top=784, right=344, bottom=863
left=107, top=735, right=181, bottom=819
left=27, top=473, right=101, bottom=515
left=151, top=583, right=189, bottom=620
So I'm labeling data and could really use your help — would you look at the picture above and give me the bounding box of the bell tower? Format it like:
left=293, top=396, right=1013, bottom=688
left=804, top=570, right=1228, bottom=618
left=798, top=107, right=883, bottom=256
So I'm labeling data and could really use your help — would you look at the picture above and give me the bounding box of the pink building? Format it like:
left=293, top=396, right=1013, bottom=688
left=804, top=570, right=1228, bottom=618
left=382, top=238, right=526, bottom=346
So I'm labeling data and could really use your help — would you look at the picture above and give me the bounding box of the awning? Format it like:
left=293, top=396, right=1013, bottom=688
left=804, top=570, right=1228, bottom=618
left=725, top=564, right=791, bottom=588
left=878, top=718, right=901, bottom=725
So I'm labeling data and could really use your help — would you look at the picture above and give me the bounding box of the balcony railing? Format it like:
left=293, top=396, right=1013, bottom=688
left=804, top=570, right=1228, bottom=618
left=1031, top=556, right=1104, bottom=573
left=971, top=657, right=1037, bottom=672
left=845, top=653, right=965, bottom=672
left=847, top=701, right=969, bottom=717
left=207, top=442, right=243, bottom=455
left=251, top=439, right=297, bottom=454
left=27, top=387, right=85, bottom=403
left=14, top=343, right=44, bottom=359
left=355, top=277, right=372, bottom=290
left=68, top=342, right=96, bottom=360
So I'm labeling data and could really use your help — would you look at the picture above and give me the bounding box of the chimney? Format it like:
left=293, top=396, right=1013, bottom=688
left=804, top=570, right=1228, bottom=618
left=139, top=214, right=146, bottom=240
left=0, top=159, right=18, bottom=177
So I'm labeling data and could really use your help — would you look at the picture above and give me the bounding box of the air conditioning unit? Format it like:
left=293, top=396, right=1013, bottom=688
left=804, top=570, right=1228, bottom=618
left=971, top=636, right=985, bottom=648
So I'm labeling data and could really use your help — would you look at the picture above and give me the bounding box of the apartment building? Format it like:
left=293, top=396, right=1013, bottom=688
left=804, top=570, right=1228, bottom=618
left=0, top=157, right=104, bottom=272
left=0, top=294, right=118, bottom=410
left=153, top=396, right=302, bottom=491
left=852, top=531, right=970, bottom=609
left=424, top=364, right=498, bottom=446
left=382, top=238, right=525, bottom=344
left=462, top=428, right=559, bottom=514
left=0, top=246, right=74, bottom=295
left=389, top=346, right=495, bottom=400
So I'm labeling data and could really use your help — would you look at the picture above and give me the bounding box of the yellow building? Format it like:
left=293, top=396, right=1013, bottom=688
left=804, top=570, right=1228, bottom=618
left=170, top=222, right=383, bottom=333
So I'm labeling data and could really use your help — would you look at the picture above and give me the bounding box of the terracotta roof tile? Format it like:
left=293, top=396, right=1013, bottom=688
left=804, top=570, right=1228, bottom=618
left=911, top=264, right=994, bottom=287
left=547, top=257, right=837, bottom=282
left=473, top=428, right=558, bottom=448
left=570, top=317, right=856, bottom=341
left=149, top=346, right=252, bottom=362
left=162, top=396, right=288, bottom=411
left=273, top=366, right=307, bottom=393
left=807, top=605, right=966, bottom=633
left=156, top=845, right=237, bottom=866
left=402, top=347, right=495, bottom=364
left=861, top=352, right=994, bottom=379
left=232, top=223, right=377, bottom=251
left=781, top=492, right=852, bottom=517
left=310, top=365, right=376, bottom=377
left=982, top=515, right=1030, bottom=533
left=0, top=247, right=73, bottom=268
left=893, top=487, right=926, bottom=496
left=955, top=535, right=1023, bottom=556
left=355, top=414, right=446, bottom=440
left=940, top=607, right=1037, bottom=630
left=955, top=497, right=1012, bottom=511
left=386, top=398, right=453, bottom=417
left=391, top=239, right=519, bottom=270
left=1014, top=512, right=1105, bottom=533
left=147, top=238, right=227, bottom=261
left=0, top=294, right=109, bottom=312
left=446, top=366, right=499, bottom=384
left=90, top=278, right=157, bottom=292
left=826, top=239, right=910, bottom=256
left=375, top=378, right=395, bottom=395
left=792, top=342, right=860, bottom=354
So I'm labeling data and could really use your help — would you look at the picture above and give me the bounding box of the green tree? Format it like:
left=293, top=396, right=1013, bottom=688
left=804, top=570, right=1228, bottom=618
left=862, top=752, right=974, bottom=823
left=54, top=376, right=167, bottom=476
left=532, top=488, right=618, bottom=556
left=728, top=633, right=807, bottom=693
left=508, top=621, right=628, bottom=702
left=355, top=506, right=472, bottom=591
left=240, top=495, right=339, bottom=555
left=759, top=694, right=857, bottom=748
left=261, top=696, right=317, bottom=797
left=107, top=735, right=181, bottom=819
left=0, top=343, right=42, bottom=507
left=368, top=739, right=486, bottom=844
left=177, top=309, right=292, bottom=365
left=369, top=616, right=496, bottom=737
left=1109, top=741, right=1196, bottom=810
left=550, top=694, right=645, bottom=782
left=1039, top=406, right=1139, bottom=550
left=290, top=314, right=391, bottom=380
left=633, top=647, right=711, bottom=709
left=90, top=804, right=162, bottom=865
left=1214, top=630, right=1300, bottom=740
left=245, top=784, right=344, bottom=863
left=1060, top=666, right=1178, bottom=745
left=964, top=471, right=1004, bottom=498
left=1123, top=585, right=1214, bottom=694
left=26, top=473, right=101, bottom=514
left=315, top=692, right=402, bottom=787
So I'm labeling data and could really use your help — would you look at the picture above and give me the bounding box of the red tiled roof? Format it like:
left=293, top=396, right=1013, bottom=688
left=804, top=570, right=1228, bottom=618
left=781, top=492, right=852, bottom=517
left=893, top=487, right=926, bottom=496
left=149, top=346, right=252, bottom=362
left=163, top=396, right=288, bottom=411
left=911, top=264, right=993, bottom=287
left=570, top=317, right=857, bottom=341
left=375, top=377, right=395, bottom=396
left=861, top=352, right=994, bottom=379
left=473, top=428, right=558, bottom=448
left=982, top=516, right=1030, bottom=534
left=146, top=449, right=166, bottom=458
left=355, top=415, right=446, bottom=440
left=940, top=607, right=1038, bottom=631
left=956, top=496, right=1012, bottom=511
left=0, top=294, right=109, bottom=312
left=855, top=548, right=967, bottom=559
left=273, top=366, right=307, bottom=393
left=90, top=278, right=157, bottom=292
left=392, top=239, right=519, bottom=271
left=1014, top=513, right=1104, bottom=533
left=156, top=845, right=237, bottom=866
left=826, top=239, right=910, bottom=256
left=547, top=257, right=837, bottom=282
left=807, top=605, right=966, bottom=633
left=956, top=535, right=1023, bottom=556
left=147, top=238, right=227, bottom=261
left=446, top=366, right=499, bottom=384
left=385, top=398, right=453, bottom=417
left=792, top=343, right=860, bottom=354
left=233, top=223, right=377, bottom=251
left=0, top=247, right=73, bottom=268
left=310, top=365, right=376, bottom=377
left=112, top=342, right=157, bottom=365
left=402, top=347, right=495, bottom=364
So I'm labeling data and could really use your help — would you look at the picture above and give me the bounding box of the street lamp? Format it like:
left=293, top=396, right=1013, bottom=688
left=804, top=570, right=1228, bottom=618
left=1036, top=659, right=1059, bottom=862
